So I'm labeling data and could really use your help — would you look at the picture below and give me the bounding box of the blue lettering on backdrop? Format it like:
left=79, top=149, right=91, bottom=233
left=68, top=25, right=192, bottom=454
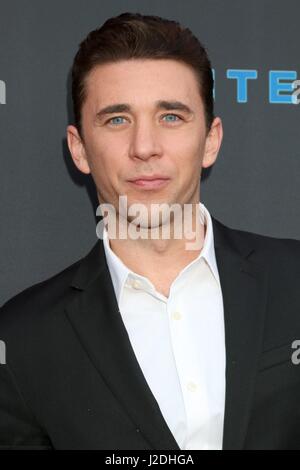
left=210, top=70, right=298, bottom=104
left=226, top=70, right=258, bottom=103
left=269, top=71, right=297, bottom=103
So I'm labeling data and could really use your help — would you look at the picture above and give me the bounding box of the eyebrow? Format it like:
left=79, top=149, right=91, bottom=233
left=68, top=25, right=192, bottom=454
left=95, top=100, right=194, bottom=120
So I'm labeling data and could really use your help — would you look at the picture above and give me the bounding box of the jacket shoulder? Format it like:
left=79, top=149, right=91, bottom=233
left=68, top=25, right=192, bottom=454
left=0, top=253, right=84, bottom=334
left=212, top=216, right=300, bottom=260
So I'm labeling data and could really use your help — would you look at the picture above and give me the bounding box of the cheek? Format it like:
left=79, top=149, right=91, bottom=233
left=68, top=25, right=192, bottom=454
left=173, top=136, right=204, bottom=169
left=84, top=134, right=119, bottom=175
left=91, top=155, right=121, bottom=189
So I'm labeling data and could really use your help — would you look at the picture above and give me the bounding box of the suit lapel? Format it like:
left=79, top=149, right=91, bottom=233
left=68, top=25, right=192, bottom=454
left=64, top=216, right=269, bottom=450
left=64, top=240, right=180, bottom=450
left=212, top=217, right=269, bottom=449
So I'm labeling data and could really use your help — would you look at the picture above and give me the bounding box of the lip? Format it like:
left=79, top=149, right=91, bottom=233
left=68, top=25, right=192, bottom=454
left=127, top=176, right=170, bottom=190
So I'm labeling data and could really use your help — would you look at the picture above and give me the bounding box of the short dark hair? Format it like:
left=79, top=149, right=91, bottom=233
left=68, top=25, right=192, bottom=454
left=71, top=12, right=215, bottom=138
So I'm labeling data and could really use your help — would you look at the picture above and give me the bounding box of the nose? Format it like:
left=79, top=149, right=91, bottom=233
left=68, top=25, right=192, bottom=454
left=128, top=119, right=163, bottom=162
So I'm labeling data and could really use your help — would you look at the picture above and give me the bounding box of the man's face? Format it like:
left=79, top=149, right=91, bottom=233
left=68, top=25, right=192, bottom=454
left=67, top=58, right=222, bottom=226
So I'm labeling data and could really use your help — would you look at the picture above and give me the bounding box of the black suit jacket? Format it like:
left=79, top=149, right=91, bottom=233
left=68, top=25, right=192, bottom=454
left=0, top=216, right=300, bottom=450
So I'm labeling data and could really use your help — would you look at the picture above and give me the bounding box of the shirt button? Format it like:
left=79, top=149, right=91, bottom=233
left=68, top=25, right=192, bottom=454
left=187, top=381, right=198, bottom=392
left=172, top=311, right=182, bottom=320
left=132, top=279, right=142, bottom=289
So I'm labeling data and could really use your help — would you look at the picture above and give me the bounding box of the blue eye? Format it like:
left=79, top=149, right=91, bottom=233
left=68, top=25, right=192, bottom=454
left=109, top=116, right=126, bottom=125
left=106, top=113, right=182, bottom=126
left=162, top=114, right=181, bottom=122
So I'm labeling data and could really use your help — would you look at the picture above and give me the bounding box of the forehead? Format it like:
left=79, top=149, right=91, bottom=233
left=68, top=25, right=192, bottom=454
left=83, top=59, right=202, bottom=110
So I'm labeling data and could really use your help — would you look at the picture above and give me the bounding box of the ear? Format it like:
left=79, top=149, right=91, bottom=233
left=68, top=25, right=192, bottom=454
left=202, top=117, right=223, bottom=169
left=66, top=125, right=91, bottom=174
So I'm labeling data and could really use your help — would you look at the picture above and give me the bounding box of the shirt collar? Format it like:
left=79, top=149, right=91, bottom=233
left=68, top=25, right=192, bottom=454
left=102, top=202, right=220, bottom=304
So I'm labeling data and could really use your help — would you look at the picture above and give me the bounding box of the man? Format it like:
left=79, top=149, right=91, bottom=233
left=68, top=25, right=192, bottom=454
left=0, top=12, right=300, bottom=450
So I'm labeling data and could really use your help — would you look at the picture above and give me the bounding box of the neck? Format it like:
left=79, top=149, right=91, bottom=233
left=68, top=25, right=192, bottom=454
left=105, top=201, right=206, bottom=278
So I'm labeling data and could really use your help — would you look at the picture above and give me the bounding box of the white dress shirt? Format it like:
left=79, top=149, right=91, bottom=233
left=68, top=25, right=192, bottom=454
left=102, top=202, right=226, bottom=450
